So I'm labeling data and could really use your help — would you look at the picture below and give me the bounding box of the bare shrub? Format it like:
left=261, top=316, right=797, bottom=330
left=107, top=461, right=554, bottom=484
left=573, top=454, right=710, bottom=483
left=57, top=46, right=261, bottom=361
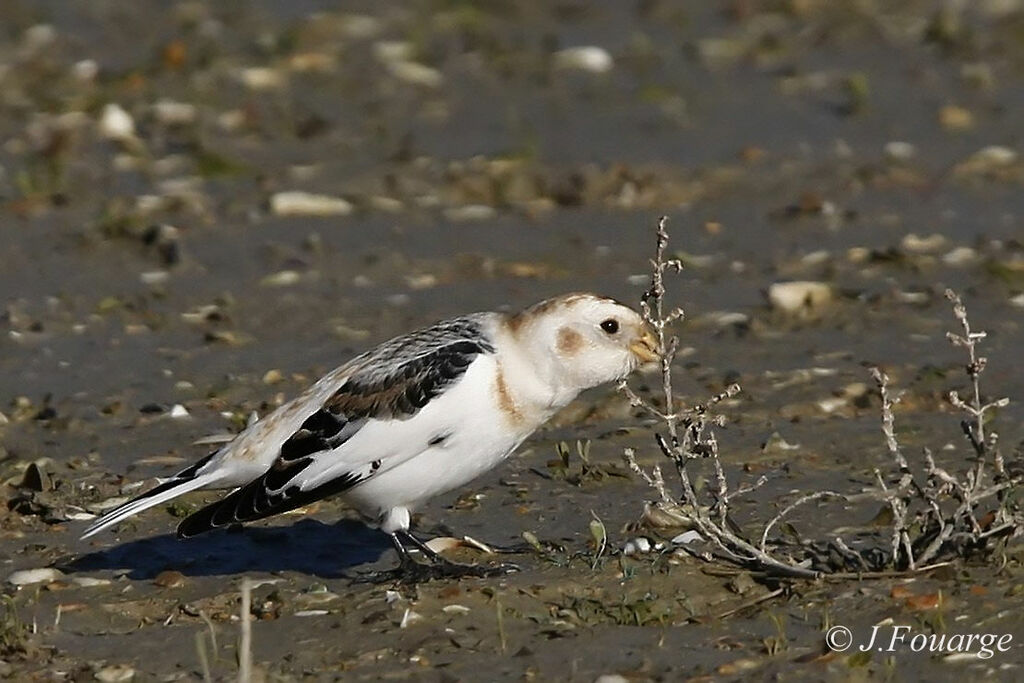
left=621, top=217, right=1023, bottom=579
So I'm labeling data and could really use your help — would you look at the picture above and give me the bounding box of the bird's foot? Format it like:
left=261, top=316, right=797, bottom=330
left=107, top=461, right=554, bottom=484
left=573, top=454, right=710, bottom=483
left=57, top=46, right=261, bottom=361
left=351, top=558, right=518, bottom=585
left=348, top=530, right=519, bottom=584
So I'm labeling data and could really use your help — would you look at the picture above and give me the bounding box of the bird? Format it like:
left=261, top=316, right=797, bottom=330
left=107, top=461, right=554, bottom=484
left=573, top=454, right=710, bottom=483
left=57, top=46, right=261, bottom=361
left=81, top=292, right=660, bottom=580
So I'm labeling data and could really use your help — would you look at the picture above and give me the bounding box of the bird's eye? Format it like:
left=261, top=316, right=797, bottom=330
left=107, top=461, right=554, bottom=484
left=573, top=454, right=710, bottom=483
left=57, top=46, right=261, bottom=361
left=600, top=318, right=619, bottom=334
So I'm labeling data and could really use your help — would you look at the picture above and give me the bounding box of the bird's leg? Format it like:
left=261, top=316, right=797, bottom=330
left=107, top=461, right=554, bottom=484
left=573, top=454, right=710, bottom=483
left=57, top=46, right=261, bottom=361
left=397, top=530, right=520, bottom=578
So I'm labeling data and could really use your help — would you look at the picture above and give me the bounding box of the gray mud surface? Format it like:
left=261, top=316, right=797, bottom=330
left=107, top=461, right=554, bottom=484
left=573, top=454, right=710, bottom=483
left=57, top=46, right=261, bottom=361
left=1, top=1, right=1023, bottom=681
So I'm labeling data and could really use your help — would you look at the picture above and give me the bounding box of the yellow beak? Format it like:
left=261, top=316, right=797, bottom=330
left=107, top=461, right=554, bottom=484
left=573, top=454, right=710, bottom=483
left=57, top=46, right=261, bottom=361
left=629, top=325, right=660, bottom=364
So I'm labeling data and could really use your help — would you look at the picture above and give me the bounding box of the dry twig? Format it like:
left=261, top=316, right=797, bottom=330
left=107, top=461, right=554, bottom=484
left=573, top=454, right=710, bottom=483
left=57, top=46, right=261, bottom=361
left=622, top=217, right=1022, bottom=581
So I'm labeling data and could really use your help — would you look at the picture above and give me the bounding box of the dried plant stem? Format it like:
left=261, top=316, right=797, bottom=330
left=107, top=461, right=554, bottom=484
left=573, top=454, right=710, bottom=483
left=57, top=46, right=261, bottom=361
left=623, top=216, right=1021, bottom=581
left=238, top=578, right=252, bottom=683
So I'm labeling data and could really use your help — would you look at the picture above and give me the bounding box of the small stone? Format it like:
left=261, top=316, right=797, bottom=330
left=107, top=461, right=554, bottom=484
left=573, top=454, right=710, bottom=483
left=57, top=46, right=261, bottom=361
left=816, top=397, right=848, bottom=414
left=901, top=233, right=947, bottom=253
left=140, top=270, right=169, bottom=285
left=72, top=59, right=99, bottom=82
left=969, top=145, right=1017, bottom=166
left=152, top=99, right=197, bottom=126
left=671, top=530, right=703, bottom=545
left=294, top=609, right=329, bottom=617
left=939, top=104, right=973, bottom=131
left=405, top=274, right=438, bottom=290
left=884, top=141, right=916, bottom=161
left=622, top=537, right=652, bottom=556
left=262, top=369, right=284, bottom=384
left=761, top=431, right=800, bottom=453
left=373, top=41, right=413, bottom=63
left=98, top=104, right=136, bottom=141
left=554, top=46, right=613, bottom=73
left=153, top=570, right=186, bottom=588
left=239, top=67, right=285, bottom=90
left=260, top=270, right=302, bottom=287
left=72, top=577, right=112, bottom=588
left=169, top=404, right=189, bottom=419
left=942, top=246, right=978, bottom=266
left=386, top=61, right=443, bottom=87
left=442, top=604, right=471, bottom=614
left=442, top=205, right=496, bottom=222
left=767, top=281, right=833, bottom=315
left=94, top=665, right=135, bottom=682
left=270, top=191, right=352, bottom=217
left=8, top=567, right=64, bottom=586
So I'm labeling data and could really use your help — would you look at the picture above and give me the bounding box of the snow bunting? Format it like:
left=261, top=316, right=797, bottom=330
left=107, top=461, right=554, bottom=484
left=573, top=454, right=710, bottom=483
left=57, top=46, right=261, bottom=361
left=82, top=293, right=659, bottom=579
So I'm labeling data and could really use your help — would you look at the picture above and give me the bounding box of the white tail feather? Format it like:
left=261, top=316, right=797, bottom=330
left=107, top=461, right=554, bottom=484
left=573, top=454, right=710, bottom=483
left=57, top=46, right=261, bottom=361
left=80, top=475, right=214, bottom=539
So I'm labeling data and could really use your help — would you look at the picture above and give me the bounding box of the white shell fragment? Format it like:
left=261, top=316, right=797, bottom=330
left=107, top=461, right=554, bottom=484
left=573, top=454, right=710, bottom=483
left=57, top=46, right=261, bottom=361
left=152, top=99, right=197, bottom=126
left=8, top=567, right=64, bottom=585
left=767, top=281, right=833, bottom=315
left=270, top=191, right=353, bottom=217
left=671, top=530, right=704, bottom=545
left=901, top=233, right=947, bottom=253
left=94, top=665, right=136, bottom=682
left=622, top=537, right=652, bottom=556
left=884, top=141, right=916, bottom=161
left=554, top=46, right=614, bottom=73
left=98, top=104, right=136, bottom=141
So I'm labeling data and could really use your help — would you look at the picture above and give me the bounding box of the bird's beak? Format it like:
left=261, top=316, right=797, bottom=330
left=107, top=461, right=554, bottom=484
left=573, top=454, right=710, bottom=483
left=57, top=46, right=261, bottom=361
left=629, top=325, right=660, bottom=364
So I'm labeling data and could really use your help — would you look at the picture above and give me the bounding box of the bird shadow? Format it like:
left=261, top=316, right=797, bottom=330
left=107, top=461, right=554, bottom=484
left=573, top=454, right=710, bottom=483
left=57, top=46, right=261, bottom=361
left=63, top=519, right=390, bottom=580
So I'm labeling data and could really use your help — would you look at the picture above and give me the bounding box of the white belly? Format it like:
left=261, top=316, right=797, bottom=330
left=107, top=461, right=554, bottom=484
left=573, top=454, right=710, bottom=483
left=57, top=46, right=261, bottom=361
left=340, top=355, right=543, bottom=532
left=342, top=427, right=520, bottom=523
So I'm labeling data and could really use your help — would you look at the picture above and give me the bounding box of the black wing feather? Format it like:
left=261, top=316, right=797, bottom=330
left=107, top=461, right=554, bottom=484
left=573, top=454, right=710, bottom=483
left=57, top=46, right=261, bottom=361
left=176, top=315, right=495, bottom=538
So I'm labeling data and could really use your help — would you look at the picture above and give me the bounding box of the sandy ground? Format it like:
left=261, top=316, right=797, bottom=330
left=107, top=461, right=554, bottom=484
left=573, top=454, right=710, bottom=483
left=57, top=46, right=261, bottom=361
left=1, top=1, right=1023, bottom=680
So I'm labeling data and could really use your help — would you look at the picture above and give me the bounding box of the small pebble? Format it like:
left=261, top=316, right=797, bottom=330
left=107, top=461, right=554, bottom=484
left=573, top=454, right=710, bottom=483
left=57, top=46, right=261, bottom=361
left=442, top=604, right=471, bottom=614
left=767, top=281, right=833, bottom=315
left=152, top=99, right=197, bottom=126
left=594, top=675, right=629, bottom=683
left=939, top=104, right=974, bottom=131
left=270, top=191, right=353, bottom=217
left=98, top=104, right=136, bottom=141
left=261, top=270, right=302, bottom=287
left=622, top=537, right=652, bottom=556
left=239, top=67, right=285, bottom=90
left=72, top=577, right=112, bottom=588
left=943, top=246, right=978, bottom=266
left=94, top=665, right=135, bottom=682
left=901, top=233, right=947, bottom=253
left=884, top=141, right=916, bottom=161
left=8, top=567, right=64, bottom=586
left=443, top=205, right=497, bottom=223
left=169, top=404, right=189, bottom=419
left=153, top=570, right=186, bottom=588
left=386, top=61, right=443, bottom=87
left=671, top=530, right=703, bottom=545
left=554, top=46, right=613, bottom=73
left=969, top=145, right=1017, bottom=166
left=72, top=59, right=99, bottom=82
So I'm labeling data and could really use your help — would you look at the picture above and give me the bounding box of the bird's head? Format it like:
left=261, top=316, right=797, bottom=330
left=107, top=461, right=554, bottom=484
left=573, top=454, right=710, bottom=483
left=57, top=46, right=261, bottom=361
left=507, top=293, right=660, bottom=391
